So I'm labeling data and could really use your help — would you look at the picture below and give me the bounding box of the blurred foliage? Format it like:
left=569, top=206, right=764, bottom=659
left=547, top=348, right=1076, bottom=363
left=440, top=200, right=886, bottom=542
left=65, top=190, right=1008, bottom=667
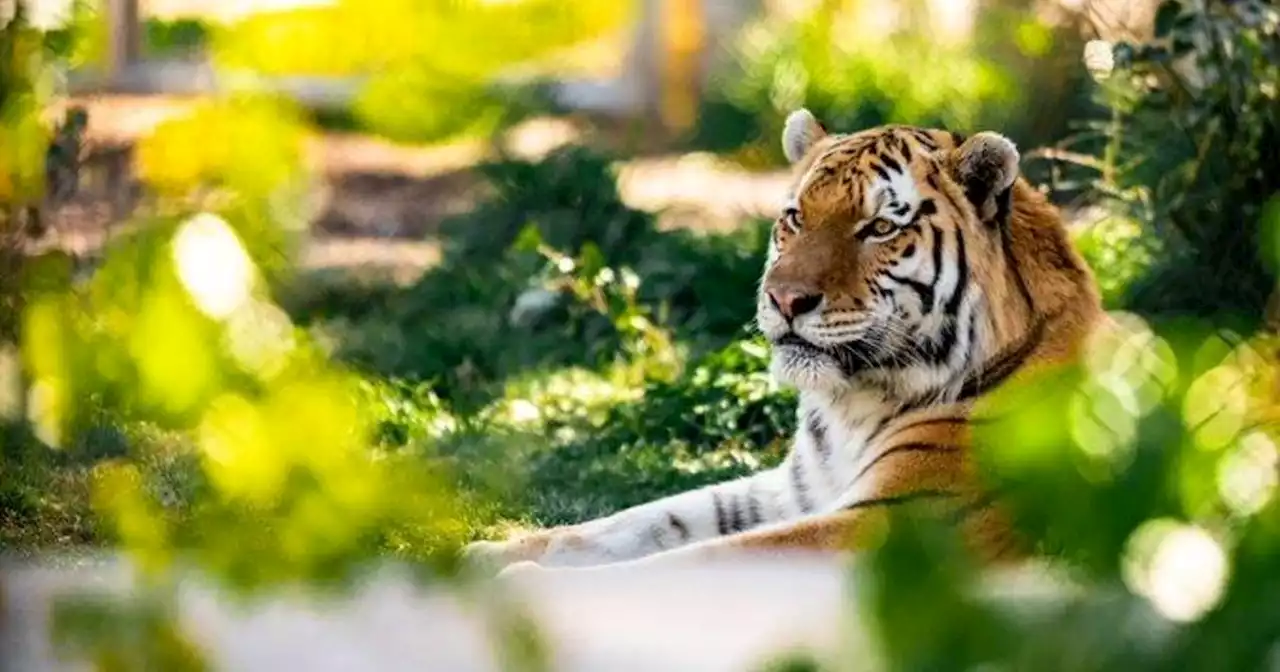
left=836, top=6, right=1280, bottom=668
left=209, top=0, right=629, bottom=143
left=844, top=312, right=1280, bottom=672
left=1052, top=0, right=1280, bottom=321
left=15, top=96, right=476, bottom=587
left=291, top=145, right=770, bottom=411
left=691, top=0, right=1092, bottom=167
left=1, top=2, right=49, bottom=342
left=140, top=18, right=208, bottom=57
left=1072, top=209, right=1158, bottom=309
left=52, top=588, right=208, bottom=672
left=45, top=11, right=209, bottom=63
left=39, top=0, right=107, bottom=70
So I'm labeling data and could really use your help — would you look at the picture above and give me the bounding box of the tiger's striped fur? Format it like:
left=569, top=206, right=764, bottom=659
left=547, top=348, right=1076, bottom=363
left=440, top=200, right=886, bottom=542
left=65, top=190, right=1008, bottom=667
left=463, top=110, right=1104, bottom=575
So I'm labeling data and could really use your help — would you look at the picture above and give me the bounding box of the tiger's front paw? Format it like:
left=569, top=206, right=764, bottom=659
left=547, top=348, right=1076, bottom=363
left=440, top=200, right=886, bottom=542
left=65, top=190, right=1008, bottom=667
left=496, top=560, right=547, bottom=582
left=461, top=533, right=555, bottom=575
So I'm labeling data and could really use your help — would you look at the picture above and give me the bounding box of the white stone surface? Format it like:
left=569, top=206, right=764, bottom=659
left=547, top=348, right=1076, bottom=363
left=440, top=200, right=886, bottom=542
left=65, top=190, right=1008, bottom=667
left=2, top=552, right=857, bottom=671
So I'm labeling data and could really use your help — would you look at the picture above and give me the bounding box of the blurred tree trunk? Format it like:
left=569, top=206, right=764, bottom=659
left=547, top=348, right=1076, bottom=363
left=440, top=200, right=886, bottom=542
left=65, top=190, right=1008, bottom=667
left=658, top=0, right=704, bottom=134
left=106, top=0, right=141, bottom=82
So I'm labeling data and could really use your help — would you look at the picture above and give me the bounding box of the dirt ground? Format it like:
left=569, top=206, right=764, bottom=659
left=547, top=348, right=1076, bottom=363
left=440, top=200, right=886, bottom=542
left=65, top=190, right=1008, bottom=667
left=40, top=94, right=791, bottom=285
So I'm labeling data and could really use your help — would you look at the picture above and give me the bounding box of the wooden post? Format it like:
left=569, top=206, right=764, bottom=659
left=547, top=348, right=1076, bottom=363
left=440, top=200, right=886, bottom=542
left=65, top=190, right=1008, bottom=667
left=105, top=0, right=141, bottom=83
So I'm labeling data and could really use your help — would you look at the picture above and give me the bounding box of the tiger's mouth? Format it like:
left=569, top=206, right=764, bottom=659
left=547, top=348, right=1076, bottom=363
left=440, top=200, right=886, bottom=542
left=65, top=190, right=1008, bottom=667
left=772, top=332, right=817, bottom=350
left=772, top=331, right=880, bottom=376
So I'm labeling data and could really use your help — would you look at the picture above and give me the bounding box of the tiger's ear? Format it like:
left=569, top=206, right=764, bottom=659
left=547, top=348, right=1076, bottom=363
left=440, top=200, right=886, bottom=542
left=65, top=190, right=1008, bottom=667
left=949, top=132, right=1019, bottom=226
left=782, top=108, right=827, bottom=164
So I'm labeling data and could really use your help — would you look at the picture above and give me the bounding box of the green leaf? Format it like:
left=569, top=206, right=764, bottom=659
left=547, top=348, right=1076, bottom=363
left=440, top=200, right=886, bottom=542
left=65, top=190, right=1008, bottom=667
left=1154, top=1, right=1184, bottom=38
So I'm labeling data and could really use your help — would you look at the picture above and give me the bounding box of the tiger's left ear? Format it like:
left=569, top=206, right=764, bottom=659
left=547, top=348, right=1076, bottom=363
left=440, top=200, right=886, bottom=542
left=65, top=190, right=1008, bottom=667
left=949, top=132, right=1019, bottom=226
left=782, top=108, right=827, bottom=164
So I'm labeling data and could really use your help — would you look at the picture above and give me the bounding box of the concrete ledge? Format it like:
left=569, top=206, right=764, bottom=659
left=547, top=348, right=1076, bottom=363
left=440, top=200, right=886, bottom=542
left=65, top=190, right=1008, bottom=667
left=1, top=552, right=855, bottom=671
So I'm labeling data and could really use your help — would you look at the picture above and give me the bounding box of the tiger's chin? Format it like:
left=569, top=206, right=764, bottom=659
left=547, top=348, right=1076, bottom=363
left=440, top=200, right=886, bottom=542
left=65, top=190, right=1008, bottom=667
left=769, top=343, right=854, bottom=395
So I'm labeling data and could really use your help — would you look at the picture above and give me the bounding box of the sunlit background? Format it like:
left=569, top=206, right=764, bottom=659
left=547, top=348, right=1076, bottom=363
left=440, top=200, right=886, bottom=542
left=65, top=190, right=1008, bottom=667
left=1, top=0, right=1279, bottom=669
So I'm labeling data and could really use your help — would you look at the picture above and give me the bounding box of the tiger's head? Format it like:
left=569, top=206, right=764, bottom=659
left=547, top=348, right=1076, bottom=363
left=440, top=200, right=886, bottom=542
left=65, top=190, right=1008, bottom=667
left=758, top=109, right=1099, bottom=399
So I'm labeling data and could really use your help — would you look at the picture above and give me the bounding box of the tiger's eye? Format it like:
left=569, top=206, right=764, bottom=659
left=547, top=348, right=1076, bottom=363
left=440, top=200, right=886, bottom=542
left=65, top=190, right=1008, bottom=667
left=871, top=219, right=896, bottom=237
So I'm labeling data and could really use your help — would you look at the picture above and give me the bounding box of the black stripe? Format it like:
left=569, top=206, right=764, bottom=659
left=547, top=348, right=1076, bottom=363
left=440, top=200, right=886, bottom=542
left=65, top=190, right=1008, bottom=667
left=915, top=198, right=938, bottom=219
left=910, top=129, right=939, bottom=149
left=843, top=489, right=959, bottom=511
left=918, top=225, right=969, bottom=365
left=729, top=492, right=746, bottom=533
left=886, top=273, right=934, bottom=310
left=851, top=442, right=961, bottom=487
left=863, top=413, right=893, bottom=445
left=870, top=162, right=891, bottom=181
left=947, top=494, right=998, bottom=526
left=956, top=310, right=1055, bottom=401
left=880, top=414, right=968, bottom=445
left=746, top=490, right=764, bottom=528
left=712, top=491, right=729, bottom=536
left=1000, top=213, right=1037, bottom=315
left=808, top=410, right=830, bottom=462
left=923, top=321, right=958, bottom=365
left=881, top=154, right=903, bottom=174
left=993, top=186, right=1013, bottom=229
left=960, top=313, right=979, bottom=371
left=790, top=457, right=814, bottom=513
left=945, top=225, right=968, bottom=317
left=668, top=513, right=691, bottom=542
left=927, top=223, right=946, bottom=310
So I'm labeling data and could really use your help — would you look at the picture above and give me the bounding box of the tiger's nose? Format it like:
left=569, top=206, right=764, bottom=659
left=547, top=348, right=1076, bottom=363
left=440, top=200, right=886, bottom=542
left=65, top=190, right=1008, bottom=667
left=767, top=289, right=823, bottom=319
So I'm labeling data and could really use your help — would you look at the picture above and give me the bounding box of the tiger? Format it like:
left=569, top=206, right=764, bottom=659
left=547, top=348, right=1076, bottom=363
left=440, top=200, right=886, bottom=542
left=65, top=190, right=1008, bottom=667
left=462, top=109, right=1106, bottom=578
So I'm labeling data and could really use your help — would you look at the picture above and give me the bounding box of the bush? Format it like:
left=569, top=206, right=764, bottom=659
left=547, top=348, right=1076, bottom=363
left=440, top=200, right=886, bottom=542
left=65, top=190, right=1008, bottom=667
left=691, top=0, right=1092, bottom=167
left=843, top=5, right=1280, bottom=669
left=296, top=145, right=770, bottom=410
left=1060, top=0, right=1280, bottom=322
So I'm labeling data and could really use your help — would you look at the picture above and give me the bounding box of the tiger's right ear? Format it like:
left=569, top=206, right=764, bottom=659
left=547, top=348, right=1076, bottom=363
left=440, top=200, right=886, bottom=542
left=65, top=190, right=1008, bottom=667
left=949, top=132, right=1020, bottom=226
left=782, top=109, right=827, bottom=164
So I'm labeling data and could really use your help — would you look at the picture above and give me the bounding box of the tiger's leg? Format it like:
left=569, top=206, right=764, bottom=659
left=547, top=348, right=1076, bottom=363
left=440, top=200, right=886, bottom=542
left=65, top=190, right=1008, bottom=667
left=496, top=494, right=1018, bottom=579
left=464, top=466, right=800, bottom=571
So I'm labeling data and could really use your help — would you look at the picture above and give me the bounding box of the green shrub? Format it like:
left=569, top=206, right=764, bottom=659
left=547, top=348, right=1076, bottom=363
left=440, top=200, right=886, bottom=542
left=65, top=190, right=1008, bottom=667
left=297, top=145, right=770, bottom=410
left=691, top=0, right=1089, bottom=167
left=844, top=5, right=1280, bottom=669
left=1064, top=0, right=1280, bottom=322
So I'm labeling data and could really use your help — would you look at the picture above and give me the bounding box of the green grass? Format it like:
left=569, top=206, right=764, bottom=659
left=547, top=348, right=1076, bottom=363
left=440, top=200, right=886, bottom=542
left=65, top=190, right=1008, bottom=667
left=2, top=144, right=788, bottom=556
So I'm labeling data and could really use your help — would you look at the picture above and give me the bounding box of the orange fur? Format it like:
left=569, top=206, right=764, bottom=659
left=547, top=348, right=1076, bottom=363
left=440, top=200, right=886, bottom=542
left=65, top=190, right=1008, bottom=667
left=714, top=126, right=1103, bottom=564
